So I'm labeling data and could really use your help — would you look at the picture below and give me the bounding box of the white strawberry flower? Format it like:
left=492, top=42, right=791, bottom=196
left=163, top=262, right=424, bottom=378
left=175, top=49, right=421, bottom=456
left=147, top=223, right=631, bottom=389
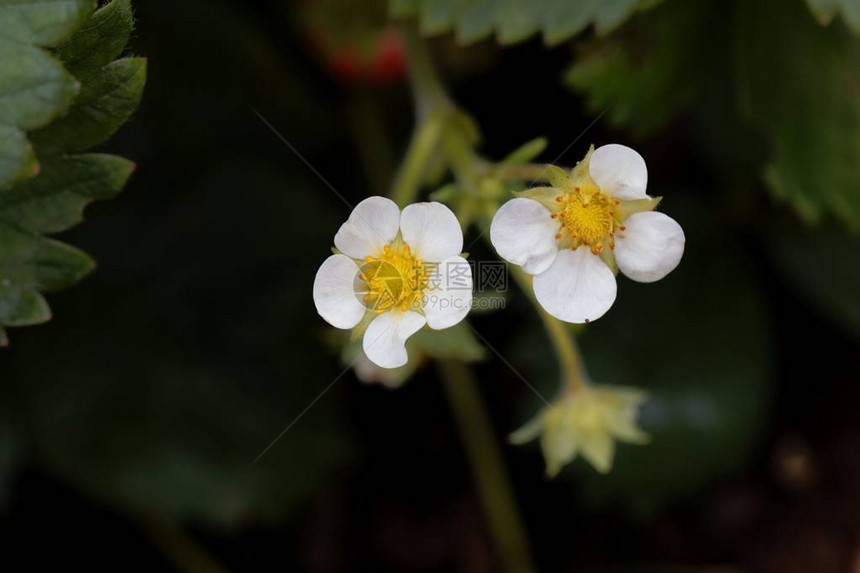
left=490, top=144, right=685, bottom=323
left=313, top=196, right=472, bottom=369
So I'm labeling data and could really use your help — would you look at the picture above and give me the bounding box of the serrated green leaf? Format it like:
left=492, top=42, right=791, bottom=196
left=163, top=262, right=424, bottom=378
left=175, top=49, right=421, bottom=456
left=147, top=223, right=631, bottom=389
left=392, top=0, right=645, bottom=45
left=54, top=0, right=135, bottom=74
left=0, top=0, right=90, bottom=46
left=0, top=284, right=50, bottom=326
left=0, top=38, right=80, bottom=186
left=0, top=154, right=135, bottom=234
left=0, top=224, right=94, bottom=290
left=737, top=0, right=860, bottom=228
left=31, top=57, right=147, bottom=157
left=0, top=2, right=143, bottom=344
left=806, top=0, right=860, bottom=34
left=565, top=0, right=715, bottom=137
left=0, top=39, right=80, bottom=128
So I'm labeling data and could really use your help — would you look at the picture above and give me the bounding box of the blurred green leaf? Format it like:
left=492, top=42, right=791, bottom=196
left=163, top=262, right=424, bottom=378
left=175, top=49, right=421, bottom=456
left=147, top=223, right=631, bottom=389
left=391, top=0, right=648, bottom=45
left=579, top=201, right=771, bottom=514
left=736, top=0, right=860, bottom=228
left=806, top=0, right=860, bottom=34
left=769, top=230, right=860, bottom=341
left=565, top=0, right=716, bottom=137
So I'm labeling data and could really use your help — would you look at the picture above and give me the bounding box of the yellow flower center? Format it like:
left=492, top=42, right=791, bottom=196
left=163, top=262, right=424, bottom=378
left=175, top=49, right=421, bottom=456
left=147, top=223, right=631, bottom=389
left=359, top=243, right=427, bottom=313
left=551, top=188, right=624, bottom=255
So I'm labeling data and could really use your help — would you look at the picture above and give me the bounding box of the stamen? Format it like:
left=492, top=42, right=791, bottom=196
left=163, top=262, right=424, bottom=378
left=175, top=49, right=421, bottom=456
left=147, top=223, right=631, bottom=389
left=360, top=243, right=429, bottom=316
left=554, top=187, right=618, bottom=251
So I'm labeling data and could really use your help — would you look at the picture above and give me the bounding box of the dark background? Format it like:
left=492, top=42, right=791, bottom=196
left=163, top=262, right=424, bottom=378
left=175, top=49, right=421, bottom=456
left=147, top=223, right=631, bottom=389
left=1, top=0, right=858, bottom=571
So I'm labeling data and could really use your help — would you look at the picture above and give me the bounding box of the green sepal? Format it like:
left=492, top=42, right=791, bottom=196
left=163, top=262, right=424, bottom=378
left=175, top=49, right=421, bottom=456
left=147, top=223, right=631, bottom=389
left=546, top=165, right=571, bottom=190
left=570, top=145, right=596, bottom=182
left=349, top=308, right=377, bottom=342
left=617, top=196, right=662, bottom=220
left=599, top=249, right=618, bottom=275
left=514, top=186, right=564, bottom=211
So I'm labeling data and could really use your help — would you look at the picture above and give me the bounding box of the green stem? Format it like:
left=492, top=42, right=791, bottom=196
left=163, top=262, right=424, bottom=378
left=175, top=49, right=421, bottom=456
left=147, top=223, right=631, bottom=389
left=509, top=267, right=589, bottom=392
left=390, top=24, right=455, bottom=208
left=390, top=110, right=448, bottom=207
left=400, top=23, right=451, bottom=117
left=438, top=361, right=538, bottom=573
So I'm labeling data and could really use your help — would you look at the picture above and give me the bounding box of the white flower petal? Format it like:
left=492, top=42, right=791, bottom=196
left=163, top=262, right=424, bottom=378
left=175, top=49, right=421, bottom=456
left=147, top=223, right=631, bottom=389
left=615, top=211, right=685, bottom=283
left=533, top=248, right=617, bottom=324
left=400, top=202, right=463, bottom=262
left=334, top=196, right=401, bottom=259
left=589, top=144, right=648, bottom=201
left=489, top=198, right=560, bottom=275
left=313, top=254, right=365, bottom=329
left=363, top=310, right=426, bottom=369
left=423, top=255, right=473, bottom=330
